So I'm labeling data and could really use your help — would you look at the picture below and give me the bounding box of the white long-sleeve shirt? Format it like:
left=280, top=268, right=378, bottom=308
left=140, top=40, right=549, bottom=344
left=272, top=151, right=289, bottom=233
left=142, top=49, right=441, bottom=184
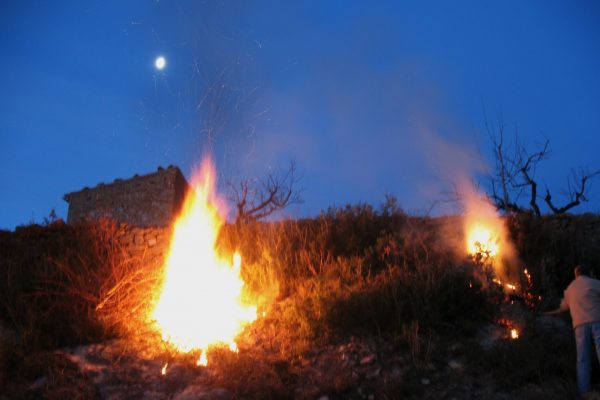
left=560, top=275, right=600, bottom=328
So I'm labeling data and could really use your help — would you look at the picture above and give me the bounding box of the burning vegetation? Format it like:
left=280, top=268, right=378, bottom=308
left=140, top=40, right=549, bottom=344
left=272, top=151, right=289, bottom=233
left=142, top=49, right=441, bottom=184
left=1, top=170, right=599, bottom=397
left=151, top=159, right=259, bottom=366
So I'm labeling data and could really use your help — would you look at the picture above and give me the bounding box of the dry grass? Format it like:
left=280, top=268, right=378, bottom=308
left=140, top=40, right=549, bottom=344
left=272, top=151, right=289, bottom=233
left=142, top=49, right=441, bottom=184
left=0, top=220, right=167, bottom=352
left=218, top=206, right=496, bottom=361
left=1, top=207, right=595, bottom=397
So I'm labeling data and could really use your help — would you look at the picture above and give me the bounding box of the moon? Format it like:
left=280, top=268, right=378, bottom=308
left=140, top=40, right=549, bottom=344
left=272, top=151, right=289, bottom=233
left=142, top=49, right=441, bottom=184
left=155, top=56, right=166, bottom=70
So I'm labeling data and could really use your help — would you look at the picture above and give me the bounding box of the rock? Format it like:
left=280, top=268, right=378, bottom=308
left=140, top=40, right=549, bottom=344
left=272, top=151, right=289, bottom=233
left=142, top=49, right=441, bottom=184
left=421, top=378, right=430, bottom=385
left=317, top=396, right=329, bottom=400
left=477, top=323, right=504, bottom=349
left=174, top=385, right=231, bottom=400
left=121, top=234, right=133, bottom=245
left=30, top=377, right=47, bottom=391
left=300, top=358, right=311, bottom=367
left=367, top=368, right=381, bottom=379
left=360, top=354, right=376, bottom=365
left=134, top=234, right=145, bottom=245
left=448, top=360, right=462, bottom=370
left=449, top=343, right=462, bottom=353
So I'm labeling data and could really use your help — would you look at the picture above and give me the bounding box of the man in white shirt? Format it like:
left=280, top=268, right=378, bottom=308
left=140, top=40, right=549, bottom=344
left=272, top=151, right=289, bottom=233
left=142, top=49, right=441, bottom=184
left=544, top=264, right=600, bottom=394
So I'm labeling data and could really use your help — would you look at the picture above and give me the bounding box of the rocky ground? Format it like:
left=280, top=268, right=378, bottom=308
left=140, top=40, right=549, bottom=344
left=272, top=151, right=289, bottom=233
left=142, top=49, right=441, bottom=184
left=0, top=302, right=586, bottom=399
left=0, top=331, right=576, bottom=399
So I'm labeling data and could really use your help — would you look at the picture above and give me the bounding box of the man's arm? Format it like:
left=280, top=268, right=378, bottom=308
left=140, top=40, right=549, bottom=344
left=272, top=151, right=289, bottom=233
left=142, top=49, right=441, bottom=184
left=540, top=297, right=569, bottom=316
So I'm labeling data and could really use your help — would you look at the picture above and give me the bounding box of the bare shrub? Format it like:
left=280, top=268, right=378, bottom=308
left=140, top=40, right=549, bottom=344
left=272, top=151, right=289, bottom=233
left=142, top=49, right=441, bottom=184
left=0, top=220, right=165, bottom=353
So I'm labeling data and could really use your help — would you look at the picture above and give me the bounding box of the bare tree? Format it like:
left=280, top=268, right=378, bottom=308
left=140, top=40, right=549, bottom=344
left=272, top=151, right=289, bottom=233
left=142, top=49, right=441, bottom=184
left=545, top=169, right=600, bottom=214
left=485, top=113, right=598, bottom=215
left=192, top=64, right=302, bottom=223
left=485, top=114, right=548, bottom=215
left=229, top=161, right=302, bottom=224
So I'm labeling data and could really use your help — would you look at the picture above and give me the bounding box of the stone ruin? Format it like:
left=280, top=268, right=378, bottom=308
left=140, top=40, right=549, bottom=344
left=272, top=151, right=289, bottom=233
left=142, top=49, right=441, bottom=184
left=63, top=165, right=190, bottom=228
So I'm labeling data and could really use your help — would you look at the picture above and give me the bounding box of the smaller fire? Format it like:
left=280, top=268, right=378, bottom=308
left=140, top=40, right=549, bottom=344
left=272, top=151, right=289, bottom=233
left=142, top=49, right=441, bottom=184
left=498, top=318, right=520, bottom=340
left=161, top=362, right=168, bottom=375
left=492, top=278, right=518, bottom=292
left=467, top=224, right=500, bottom=260
left=510, top=328, right=519, bottom=340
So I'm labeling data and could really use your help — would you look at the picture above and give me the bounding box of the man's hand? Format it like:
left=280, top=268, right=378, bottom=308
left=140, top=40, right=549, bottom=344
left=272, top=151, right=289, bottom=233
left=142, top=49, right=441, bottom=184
left=540, top=309, right=566, bottom=316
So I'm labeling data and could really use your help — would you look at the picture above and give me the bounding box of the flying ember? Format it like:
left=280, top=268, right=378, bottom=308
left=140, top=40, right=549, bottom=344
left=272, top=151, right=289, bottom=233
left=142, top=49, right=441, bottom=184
left=151, top=159, right=257, bottom=363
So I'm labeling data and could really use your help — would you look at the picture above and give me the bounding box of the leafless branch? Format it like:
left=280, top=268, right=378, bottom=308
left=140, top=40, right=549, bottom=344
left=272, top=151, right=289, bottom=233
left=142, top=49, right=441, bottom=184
left=230, top=162, right=303, bottom=224
left=512, top=139, right=549, bottom=216
left=483, top=109, right=557, bottom=216
left=544, top=169, right=600, bottom=214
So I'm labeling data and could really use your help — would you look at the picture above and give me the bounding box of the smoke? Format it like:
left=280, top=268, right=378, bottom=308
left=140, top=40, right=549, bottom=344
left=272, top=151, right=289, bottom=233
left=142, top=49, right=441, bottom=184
left=413, top=122, right=521, bottom=282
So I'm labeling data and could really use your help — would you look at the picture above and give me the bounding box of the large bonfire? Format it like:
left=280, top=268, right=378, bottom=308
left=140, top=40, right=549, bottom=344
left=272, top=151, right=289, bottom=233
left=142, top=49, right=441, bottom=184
left=151, top=158, right=257, bottom=365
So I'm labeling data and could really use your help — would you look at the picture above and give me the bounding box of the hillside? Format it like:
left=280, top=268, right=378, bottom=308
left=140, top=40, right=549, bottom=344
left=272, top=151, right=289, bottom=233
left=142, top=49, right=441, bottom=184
left=1, top=209, right=600, bottom=399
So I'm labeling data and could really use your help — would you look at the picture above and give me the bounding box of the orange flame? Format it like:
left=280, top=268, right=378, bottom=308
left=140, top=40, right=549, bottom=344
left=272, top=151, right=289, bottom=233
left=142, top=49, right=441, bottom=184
left=466, top=223, right=500, bottom=258
left=151, top=159, right=257, bottom=359
left=510, top=328, right=519, bottom=340
left=197, top=352, right=208, bottom=367
left=460, top=181, right=511, bottom=264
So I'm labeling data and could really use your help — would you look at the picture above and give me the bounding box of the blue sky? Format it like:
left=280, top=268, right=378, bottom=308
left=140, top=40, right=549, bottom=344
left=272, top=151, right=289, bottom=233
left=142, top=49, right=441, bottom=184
left=1, top=1, right=599, bottom=229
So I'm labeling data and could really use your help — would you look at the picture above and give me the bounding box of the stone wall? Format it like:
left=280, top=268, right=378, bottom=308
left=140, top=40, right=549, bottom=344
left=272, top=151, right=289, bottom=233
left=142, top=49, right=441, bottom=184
left=64, top=166, right=190, bottom=227
left=114, top=223, right=171, bottom=263
left=110, top=213, right=600, bottom=266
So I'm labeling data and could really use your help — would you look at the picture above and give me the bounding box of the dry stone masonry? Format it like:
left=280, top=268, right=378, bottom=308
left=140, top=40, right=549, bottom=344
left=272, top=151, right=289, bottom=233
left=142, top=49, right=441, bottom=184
left=64, top=166, right=190, bottom=228
left=114, top=222, right=170, bottom=262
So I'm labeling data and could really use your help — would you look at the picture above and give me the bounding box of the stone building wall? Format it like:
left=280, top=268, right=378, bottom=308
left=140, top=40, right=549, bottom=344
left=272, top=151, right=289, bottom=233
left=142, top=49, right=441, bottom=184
left=64, top=166, right=190, bottom=227
left=113, top=223, right=171, bottom=267
left=114, top=213, right=600, bottom=273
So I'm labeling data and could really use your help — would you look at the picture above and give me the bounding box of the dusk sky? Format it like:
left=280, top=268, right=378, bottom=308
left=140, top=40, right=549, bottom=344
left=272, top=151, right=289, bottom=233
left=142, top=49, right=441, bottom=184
left=1, top=1, right=599, bottom=229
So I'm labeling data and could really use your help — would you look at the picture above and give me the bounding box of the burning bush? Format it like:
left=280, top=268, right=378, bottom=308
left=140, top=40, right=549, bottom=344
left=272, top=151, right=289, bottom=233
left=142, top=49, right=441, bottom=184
left=2, top=195, right=595, bottom=398
left=220, top=205, right=496, bottom=351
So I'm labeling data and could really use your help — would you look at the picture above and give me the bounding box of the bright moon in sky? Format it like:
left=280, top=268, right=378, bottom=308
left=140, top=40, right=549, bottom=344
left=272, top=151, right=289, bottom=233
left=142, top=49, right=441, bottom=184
left=155, top=56, right=166, bottom=70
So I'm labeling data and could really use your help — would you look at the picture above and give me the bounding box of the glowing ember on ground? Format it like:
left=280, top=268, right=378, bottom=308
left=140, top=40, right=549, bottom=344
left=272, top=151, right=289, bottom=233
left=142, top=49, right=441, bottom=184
left=151, top=158, right=258, bottom=362
left=523, top=268, right=532, bottom=285
left=510, top=328, right=519, bottom=339
left=161, top=363, right=168, bottom=375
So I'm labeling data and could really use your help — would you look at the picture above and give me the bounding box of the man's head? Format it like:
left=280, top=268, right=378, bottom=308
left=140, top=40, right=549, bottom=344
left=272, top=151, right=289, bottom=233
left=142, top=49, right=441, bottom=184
left=575, top=264, right=591, bottom=277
